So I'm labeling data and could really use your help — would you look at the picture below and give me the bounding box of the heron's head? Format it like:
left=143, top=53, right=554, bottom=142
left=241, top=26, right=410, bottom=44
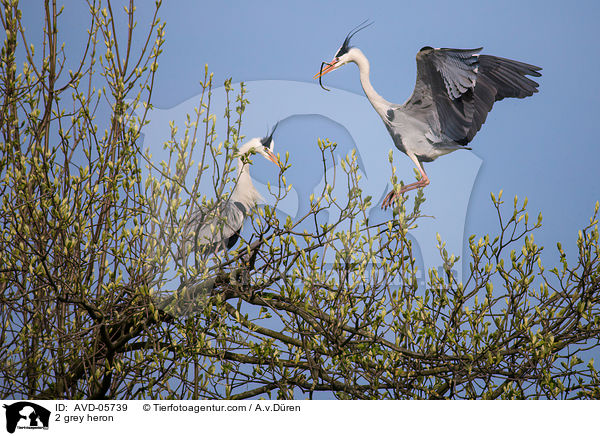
left=237, top=123, right=281, bottom=168
left=313, top=20, right=373, bottom=90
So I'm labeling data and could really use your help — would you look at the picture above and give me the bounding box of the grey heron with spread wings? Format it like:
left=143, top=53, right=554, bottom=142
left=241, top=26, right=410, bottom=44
left=314, top=22, right=541, bottom=209
left=183, top=125, right=281, bottom=258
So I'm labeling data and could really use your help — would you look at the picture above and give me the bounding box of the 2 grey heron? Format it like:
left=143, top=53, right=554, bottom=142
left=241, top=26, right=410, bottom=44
left=183, top=125, right=281, bottom=257
left=314, top=21, right=541, bottom=209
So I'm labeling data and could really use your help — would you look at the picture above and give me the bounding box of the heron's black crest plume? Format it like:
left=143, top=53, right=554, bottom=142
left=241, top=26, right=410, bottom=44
left=260, top=122, right=279, bottom=148
left=335, top=20, right=373, bottom=58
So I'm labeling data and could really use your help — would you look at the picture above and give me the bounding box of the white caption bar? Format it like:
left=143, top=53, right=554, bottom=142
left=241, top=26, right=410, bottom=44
left=1, top=400, right=597, bottom=435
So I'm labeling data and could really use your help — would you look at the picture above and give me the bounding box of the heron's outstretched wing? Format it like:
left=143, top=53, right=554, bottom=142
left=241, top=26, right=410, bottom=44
left=403, top=47, right=541, bottom=145
left=466, top=55, right=541, bottom=142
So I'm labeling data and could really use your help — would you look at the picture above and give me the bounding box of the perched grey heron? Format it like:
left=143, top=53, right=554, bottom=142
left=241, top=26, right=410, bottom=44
left=314, top=22, right=542, bottom=209
left=183, top=125, right=281, bottom=258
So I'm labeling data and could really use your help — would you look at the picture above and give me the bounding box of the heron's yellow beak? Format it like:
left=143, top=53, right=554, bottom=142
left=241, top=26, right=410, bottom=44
left=313, top=59, right=339, bottom=79
left=265, top=149, right=281, bottom=168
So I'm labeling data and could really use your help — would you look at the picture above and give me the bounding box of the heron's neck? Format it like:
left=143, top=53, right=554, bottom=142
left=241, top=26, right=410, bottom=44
left=231, top=158, right=263, bottom=207
left=352, top=48, right=391, bottom=118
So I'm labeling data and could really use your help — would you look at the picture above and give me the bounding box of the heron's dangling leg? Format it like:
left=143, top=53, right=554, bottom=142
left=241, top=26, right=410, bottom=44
left=382, top=157, right=429, bottom=209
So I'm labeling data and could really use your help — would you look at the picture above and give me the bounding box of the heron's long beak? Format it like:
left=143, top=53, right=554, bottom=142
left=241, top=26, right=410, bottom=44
left=265, top=149, right=281, bottom=168
left=313, top=58, right=338, bottom=79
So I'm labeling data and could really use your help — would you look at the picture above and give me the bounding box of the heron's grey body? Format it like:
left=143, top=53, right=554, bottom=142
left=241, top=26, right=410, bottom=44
left=318, top=35, right=541, bottom=206
left=352, top=46, right=541, bottom=163
left=396, top=48, right=540, bottom=160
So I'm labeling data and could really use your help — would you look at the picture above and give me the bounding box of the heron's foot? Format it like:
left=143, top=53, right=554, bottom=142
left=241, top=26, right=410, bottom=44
left=382, top=190, right=399, bottom=209
left=381, top=178, right=430, bottom=210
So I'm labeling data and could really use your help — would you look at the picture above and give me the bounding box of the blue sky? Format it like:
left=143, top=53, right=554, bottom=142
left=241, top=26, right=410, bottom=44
left=152, top=0, right=599, bottom=271
left=21, top=0, right=600, bottom=272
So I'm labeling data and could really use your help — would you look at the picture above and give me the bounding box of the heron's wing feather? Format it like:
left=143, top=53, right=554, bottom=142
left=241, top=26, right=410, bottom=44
left=226, top=229, right=241, bottom=249
left=466, top=55, right=541, bottom=142
left=404, top=48, right=541, bottom=145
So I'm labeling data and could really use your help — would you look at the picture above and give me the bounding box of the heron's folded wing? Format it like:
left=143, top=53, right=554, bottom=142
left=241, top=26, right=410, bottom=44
left=189, top=201, right=246, bottom=251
